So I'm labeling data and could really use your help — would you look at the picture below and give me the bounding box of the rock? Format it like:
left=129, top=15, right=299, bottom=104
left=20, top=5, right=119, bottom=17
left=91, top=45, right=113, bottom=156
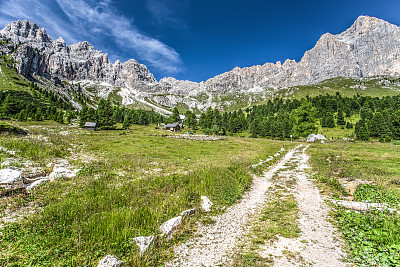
left=159, top=216, right=182, bottom=241
left=132, top=235, right=154, bottom=253
left=0, top=168, right=24, bottom=193
left=307, top=134, right=326, bottom=142
left=328, top=199, right=397, bottom=212
left=26, top=178, right=49, bottom=192
left=48, top=167, right=79, bottom=181
left=97, top=255, right=124, bottom=267
left=180, top=208, right=196, bottom=218
left=201, top=196, right=213, bottom=212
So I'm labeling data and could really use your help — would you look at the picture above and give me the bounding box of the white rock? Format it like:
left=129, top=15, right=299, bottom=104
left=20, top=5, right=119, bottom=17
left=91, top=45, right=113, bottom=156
left=0, top=168, right=24, bottom=191
left=132, top=235, right=154, bottom=253
left=48, top=167, right=80, bottom=181
left=307, top=134, right=326, bottom=142
left=159, top=216, right=182, bottom=241
left=201, top=196, right=213, bottom=212
left=26, top=179, right=49, bottom=192
left=97, top=255, right=124, bottom=267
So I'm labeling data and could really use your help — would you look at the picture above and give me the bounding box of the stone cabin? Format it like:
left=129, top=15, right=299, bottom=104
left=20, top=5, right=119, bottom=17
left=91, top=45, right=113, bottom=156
left=84, top=122, right=97, bottom=130
left=165, top=122, right=183, bottom=132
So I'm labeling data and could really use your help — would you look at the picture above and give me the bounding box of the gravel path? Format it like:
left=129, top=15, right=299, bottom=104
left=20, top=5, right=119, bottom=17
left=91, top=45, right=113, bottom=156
left=166, top=145, right=302, bottom=267
left=260, top=145, right=348, bottom=266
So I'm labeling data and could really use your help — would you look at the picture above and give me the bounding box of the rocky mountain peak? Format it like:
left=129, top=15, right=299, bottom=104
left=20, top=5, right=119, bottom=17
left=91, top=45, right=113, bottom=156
left=1, top=16, right=400, bottom=111
left=0, top=20, right=51, bottom=49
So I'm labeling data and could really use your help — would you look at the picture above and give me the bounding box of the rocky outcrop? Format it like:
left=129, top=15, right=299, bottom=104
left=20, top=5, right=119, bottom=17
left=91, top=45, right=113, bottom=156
left=0, top=20, right=51, bottom=50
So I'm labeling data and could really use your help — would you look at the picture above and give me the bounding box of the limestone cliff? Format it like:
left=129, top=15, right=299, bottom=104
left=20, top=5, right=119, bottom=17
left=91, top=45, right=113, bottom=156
left=1, top=16, right=400, bottom=111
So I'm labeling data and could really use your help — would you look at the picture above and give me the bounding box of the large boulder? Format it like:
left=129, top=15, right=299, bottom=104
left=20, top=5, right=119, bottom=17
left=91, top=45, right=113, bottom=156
left=306, top=134, right=326, bottom=142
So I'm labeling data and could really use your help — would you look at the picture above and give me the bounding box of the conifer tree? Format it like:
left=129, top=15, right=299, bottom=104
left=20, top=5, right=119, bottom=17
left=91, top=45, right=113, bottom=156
left=355, top=120, right=370, bottom=140
left=291, top=100, right=317, bottom=138
left=336, top=109, right=345, bottom=126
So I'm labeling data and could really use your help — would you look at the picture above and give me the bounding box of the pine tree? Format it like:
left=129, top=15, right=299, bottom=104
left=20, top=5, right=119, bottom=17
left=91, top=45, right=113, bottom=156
left=291, top=100, right=317, bottom=138
left=355, top=120, right=370, bottom=140
left=321, top=112, right=335, bottom=128
left=56, top=112, right=64, bottom=124
left=345, top=122, right=353, bottom=129
left=170, top=107, right=180, bottom=123
left=336, top=109, right=345, bottom=126
left=123, top=114, right=131, bottom=129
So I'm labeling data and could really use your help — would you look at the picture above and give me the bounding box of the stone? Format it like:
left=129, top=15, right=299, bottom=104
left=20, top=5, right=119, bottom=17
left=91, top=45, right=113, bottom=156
left=132, top=235, right=155, bottom=253
left=0, top=168, right=24, bottom=193
left=201, top=196, right=213, bottom=212
left=97, top=255, right=124, bottom=267
left=48, top=167, right=79, bottom=181
left=159, top=216, right=182, bottom=241
left=26, top=179, right=49, bottom=192
left=180, top=208, right=196, bottom=217
left=306, top=134, right=326, bottom=142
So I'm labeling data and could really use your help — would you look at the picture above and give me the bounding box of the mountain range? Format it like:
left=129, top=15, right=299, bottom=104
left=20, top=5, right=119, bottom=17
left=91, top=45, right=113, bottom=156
left=1, top=15, right=400, bottom=113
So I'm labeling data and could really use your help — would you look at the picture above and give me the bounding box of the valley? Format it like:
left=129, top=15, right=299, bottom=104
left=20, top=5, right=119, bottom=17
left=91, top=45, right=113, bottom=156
left=0, top=13, right=400, bottom=267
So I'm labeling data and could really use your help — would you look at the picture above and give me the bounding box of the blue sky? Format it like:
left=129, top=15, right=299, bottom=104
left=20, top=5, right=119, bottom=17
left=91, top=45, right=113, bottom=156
left=0, top=0, right=399, bottom=82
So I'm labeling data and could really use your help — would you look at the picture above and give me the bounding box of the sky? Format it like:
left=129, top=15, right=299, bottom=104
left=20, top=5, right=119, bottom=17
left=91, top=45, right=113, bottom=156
left=0, top=0, right=399, bottom=82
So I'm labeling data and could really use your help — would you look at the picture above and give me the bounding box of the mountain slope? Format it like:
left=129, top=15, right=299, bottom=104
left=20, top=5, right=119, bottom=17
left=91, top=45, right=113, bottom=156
left=1, top=16, right=400, bottom=112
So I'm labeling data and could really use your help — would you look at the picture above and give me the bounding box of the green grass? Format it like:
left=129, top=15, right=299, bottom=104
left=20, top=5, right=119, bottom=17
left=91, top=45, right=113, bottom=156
left=0, top=56, right=31, bottom=92
left=0, top=121, right=296, bottom=266
left=308, top=141, right=400, bottom=266
left=275, top=76, right=400, bottom=100
left=233, top=167, right=300, bottom=267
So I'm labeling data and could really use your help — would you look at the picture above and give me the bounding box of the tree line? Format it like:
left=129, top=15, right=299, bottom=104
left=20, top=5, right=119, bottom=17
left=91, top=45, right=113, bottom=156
left=79, top=99, right=164, bottom=130
left=178, top=93, right=400, bottom=142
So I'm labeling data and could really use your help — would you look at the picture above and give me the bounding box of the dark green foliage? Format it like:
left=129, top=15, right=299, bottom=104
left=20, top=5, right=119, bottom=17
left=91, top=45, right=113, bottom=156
left=0, top=81, right=73, bottom=123
left=321, top=112, right=335, bottom=128
left=336, top=109, right=346, bottom=125
left=185, top=110, right=197, bottom=129
left=291, top=100, right=317, bottom=137
left=0, top=122, right=27, bottom=135
left=337, top=185, right=400, bottom=266
left=355, top=120, right=370, bottom=140
left=345, top=121, right=353, bottom=129
left=170, top=106, right=181, bottom=123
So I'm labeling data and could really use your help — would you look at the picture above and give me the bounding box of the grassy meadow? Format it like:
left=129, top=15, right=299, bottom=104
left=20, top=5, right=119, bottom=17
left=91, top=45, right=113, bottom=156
left=309, top=142, right=400, bottom=266
left=0, top=121, right=296, bottom=266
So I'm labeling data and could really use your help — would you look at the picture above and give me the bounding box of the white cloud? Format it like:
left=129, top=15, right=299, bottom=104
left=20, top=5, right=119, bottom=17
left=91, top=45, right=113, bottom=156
left=0, top=0, right=183, bottom=75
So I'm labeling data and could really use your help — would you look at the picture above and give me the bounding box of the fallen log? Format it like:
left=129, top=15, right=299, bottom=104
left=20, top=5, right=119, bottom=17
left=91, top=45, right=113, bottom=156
left=328, top=199, right=397, bottom=212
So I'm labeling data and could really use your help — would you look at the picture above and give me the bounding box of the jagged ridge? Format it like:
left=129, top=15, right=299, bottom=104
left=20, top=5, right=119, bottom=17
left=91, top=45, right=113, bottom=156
left=1, top=16, right=400, bottom=111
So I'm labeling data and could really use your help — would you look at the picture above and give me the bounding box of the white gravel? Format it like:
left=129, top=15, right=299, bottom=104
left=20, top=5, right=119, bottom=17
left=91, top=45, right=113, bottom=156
left=166, top=145, right=302, bottom=267
left=260, top=145, right=348, bottom=266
